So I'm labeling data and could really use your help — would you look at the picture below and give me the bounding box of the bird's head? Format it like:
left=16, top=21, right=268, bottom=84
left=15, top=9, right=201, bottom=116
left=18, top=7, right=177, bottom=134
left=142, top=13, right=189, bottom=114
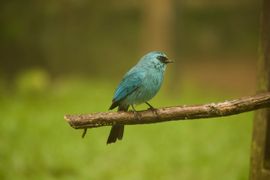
left=138, top=51, right=173, bottom=71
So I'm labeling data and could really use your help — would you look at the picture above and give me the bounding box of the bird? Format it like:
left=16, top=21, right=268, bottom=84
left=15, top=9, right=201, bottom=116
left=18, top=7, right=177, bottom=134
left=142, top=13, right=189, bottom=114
left=107, top=51, right=173, bottom=144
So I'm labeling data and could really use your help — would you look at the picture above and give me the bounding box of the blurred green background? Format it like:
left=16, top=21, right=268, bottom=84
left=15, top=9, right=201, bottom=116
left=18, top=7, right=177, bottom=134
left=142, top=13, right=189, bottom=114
left=0, top=0, right=260, bottom=179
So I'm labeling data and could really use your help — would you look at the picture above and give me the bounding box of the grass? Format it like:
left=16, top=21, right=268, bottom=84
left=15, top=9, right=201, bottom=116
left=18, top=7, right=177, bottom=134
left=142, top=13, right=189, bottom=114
left=0, top=77, right=253, bottom=180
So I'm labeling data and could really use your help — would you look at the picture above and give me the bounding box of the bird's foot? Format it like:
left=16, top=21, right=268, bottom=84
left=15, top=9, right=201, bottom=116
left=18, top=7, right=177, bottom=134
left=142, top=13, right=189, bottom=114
left=147, top=106, right=156, bottom=111
left=151, top=109, right=160, bottom=119
left=145, top=102, right=155, bottom=110
left=131, top=105, right=142, bottom=120
left=147, top=106, right=158, bottom=115
left=133, top=110, right=142, bottom=120
left=145, top=102, right=159, bottom=118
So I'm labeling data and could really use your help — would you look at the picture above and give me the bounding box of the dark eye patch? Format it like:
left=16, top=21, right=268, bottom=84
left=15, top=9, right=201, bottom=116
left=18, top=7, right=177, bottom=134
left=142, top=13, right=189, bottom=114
left=157, top=55, right=168, bottom=63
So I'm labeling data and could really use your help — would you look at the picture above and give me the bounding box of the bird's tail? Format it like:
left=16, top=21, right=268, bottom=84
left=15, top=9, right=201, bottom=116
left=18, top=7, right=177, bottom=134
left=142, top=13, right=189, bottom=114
left=107, top=124, right=124, bottom=144
left=107, top=105, right=128, bottom=144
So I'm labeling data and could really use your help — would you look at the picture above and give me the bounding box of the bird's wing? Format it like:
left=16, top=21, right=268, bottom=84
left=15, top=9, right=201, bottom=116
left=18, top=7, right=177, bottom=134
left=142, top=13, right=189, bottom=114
left=109, top=69, right=145, bottom=110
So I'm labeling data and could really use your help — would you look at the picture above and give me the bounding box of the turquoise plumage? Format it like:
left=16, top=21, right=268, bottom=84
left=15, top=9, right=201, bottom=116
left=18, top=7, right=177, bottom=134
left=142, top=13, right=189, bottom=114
left=107, top=51, right=173, bottom=144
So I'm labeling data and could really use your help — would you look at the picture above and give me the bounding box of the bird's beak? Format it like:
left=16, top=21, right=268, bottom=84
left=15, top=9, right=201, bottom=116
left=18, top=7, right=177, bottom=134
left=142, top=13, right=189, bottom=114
left=165, top=59, right=174, bottom=64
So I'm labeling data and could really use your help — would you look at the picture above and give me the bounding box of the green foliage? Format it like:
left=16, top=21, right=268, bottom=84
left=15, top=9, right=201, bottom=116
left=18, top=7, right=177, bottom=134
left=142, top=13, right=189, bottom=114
left=0, top=78, right=252, bottom=180
left=15, top=68, right=51, bottom=95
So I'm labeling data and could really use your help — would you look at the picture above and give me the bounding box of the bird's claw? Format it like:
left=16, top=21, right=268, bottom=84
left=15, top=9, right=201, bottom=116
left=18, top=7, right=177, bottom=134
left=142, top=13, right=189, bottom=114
left=147, top=107, right=160, bottom=119
left=147, top=106, right=156, bottom=111
left=133, top=111, right=142, bottom=120
left=145, top=102, right=160, bottom=119
left=152, top=109, right=160, bottom=118
left=130, top=105, right=142, bottom=120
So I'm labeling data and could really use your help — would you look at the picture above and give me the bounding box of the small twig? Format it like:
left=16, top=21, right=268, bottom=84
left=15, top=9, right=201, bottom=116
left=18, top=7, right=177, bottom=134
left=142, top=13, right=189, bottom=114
left=64, top=92, right=270, bottom=129
left=81, top=128, right=87, bottom=138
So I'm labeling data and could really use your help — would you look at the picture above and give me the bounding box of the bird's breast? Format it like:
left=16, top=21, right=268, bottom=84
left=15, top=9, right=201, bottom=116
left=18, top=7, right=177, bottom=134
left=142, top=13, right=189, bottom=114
left=124, top=70, right=164, bottom=105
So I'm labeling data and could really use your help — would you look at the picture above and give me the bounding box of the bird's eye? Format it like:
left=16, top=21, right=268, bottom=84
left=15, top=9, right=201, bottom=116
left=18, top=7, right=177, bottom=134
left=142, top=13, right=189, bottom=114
left=157, top=56, right=168, bottom=63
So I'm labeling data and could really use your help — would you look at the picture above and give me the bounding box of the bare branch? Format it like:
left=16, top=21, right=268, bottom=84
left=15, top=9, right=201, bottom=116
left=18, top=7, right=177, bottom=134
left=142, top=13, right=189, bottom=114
left=64, top=92, right=270, bottom=129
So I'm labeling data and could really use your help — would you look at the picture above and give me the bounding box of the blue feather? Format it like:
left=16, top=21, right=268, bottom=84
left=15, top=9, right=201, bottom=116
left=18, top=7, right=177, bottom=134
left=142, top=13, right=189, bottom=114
left=113, top=70, right=145, bottom=101
left=107, top=51, right=173, bottom=144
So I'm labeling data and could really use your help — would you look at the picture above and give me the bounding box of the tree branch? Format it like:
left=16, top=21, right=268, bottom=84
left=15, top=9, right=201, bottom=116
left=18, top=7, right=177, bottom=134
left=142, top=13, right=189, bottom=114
left=64, top=92, right=270, bottom=129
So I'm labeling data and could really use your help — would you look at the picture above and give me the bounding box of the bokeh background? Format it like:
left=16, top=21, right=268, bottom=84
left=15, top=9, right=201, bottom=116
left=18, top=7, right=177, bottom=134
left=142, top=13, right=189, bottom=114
left=0, top=0, right=260, bottom=179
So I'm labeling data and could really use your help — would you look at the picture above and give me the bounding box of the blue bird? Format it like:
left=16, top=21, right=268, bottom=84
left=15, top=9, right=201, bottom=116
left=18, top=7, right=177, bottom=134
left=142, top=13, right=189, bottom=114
left=107, top=51, right=173, bottom=144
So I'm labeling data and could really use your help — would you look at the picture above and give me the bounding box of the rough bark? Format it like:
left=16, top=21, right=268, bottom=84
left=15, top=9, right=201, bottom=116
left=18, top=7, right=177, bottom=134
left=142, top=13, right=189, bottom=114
left=65, top=93, right=270, bottom=129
